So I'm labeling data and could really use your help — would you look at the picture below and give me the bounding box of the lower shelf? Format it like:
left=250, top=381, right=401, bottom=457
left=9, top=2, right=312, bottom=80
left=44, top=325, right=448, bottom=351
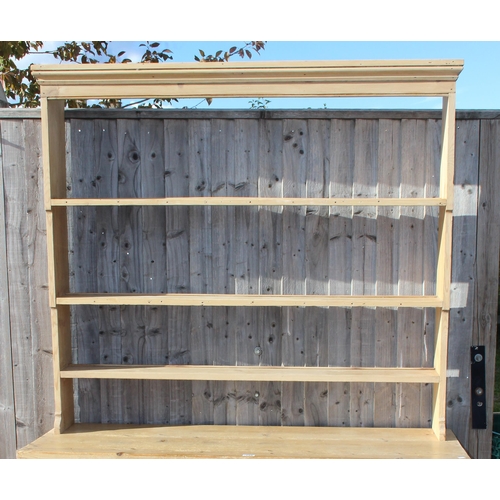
left=17, top=424, right=469, bottom=459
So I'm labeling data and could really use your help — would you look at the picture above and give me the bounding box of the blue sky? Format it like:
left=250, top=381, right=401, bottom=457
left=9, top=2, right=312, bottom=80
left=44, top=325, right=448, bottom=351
left=19, top=41, right=500, bottom=110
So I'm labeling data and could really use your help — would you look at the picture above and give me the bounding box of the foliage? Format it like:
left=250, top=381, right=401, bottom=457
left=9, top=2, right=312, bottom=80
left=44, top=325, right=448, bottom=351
left=0, top=41, right=266, bottom=108
left=249, top=97, right=271, bottom=109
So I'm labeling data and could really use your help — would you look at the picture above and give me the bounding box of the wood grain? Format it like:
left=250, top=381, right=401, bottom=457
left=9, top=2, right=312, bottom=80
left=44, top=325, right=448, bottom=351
left=17, top=423, right=469, bottom=459
left=0, top=120, right=17, bottom=458
left=470, top=119, right=500, bottom=457
left=2, top=119, right=37, bottom=447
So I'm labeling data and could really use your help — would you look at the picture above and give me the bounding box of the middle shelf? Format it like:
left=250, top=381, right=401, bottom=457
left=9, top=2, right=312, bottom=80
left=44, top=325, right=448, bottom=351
left=56, top=293, right=443, bottom=307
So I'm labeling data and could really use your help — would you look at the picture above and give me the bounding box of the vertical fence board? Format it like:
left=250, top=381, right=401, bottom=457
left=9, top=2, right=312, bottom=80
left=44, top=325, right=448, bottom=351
left=304, top=119, right=330, bottom=426
left=165, top=119, right=192, bottom=425
left=93, top=119, right=121, bottom=424
left=396, top=119, right=426, bottom=427
left=233, top=119, right=260, bottom=425
left=373, top=119, right=401, bottom=426
left=0, top=121, right=17, bottom=458
left=68, top=119, right=100, bottom=422
left=140, top=119, right=169, bottom=424
left=350, top=119, right=378, bottom=427
left=447, top=119, right=480, bottom=451
left=328, top=118, right=354, bottom=427
left=24, top=119, right=53, bottom=437
left=470, top=120, right=500, bottom=458
left=281, top=119, right=307, bottom=426
left=211, top=118, right=236, bottom=425
left=2, top=120, right=37, bottom=448
left=188, top=119, right=214, bottom=424
left=258, top=119, right=283, bottom=426
left=116, top=119, right=142, bottom=423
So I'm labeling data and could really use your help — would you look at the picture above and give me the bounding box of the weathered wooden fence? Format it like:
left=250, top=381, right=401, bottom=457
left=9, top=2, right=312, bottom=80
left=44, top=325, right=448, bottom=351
left=1, top=109, right=499, bottom=459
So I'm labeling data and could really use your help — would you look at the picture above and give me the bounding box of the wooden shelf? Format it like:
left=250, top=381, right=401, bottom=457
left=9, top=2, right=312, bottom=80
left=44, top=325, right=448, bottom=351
left=56, top=293, right=443, bottom=308
left=51, top=197, right=448, bottom=207
left=61, top=364, right=441, bottom=383
left=22, top=59, right=464, bottom=459
left=17, top=424, right=469, bottom=459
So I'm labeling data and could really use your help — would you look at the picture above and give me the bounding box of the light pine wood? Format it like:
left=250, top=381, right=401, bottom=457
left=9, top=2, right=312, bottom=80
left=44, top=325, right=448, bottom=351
left=51, top=306, right=74, bottom=433
left=41, top=98, right=66, bottom=209
left=56, top=293, right=442, bottom=307
left=61, top=364, right=441, bottom=383
left=17, top=424, right=469, bottom=459
left=50, top=196, right=447, bottom=207
left=23, top=60, right=466, bottom=458
left=433, top=308, right=449, bottom=440
left=31, top=60, right=464, bottom=100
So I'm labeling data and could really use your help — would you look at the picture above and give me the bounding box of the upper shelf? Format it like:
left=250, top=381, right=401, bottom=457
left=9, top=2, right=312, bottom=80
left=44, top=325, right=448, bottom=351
left=31, top=60, right=464, bottom=100
left=51, top=197, right=448, bottom=207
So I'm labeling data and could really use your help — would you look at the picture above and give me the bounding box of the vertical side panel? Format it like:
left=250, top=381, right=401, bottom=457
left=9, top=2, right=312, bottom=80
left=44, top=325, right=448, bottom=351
left=51, top=304, right=74, bottom=433
left=41, top=99, right=66, bottom=209
left=0, top=120, right=17, bottom=458
left=422, top=118, right=441, bottom=429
